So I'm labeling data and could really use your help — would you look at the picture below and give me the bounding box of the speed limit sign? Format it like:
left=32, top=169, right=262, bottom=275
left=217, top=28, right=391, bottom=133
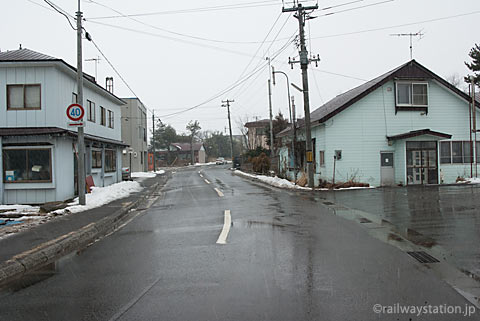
left=66, top=104, right=85, bottom=122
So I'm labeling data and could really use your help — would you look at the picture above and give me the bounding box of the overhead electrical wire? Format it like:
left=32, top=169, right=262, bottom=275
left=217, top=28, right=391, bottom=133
left=86, top=0, right=281, bottom=19
left=42, top=0, right=77, bottom=30
left=319, top=0, right=394, bottom=17
left=85, top=0, right=281, bottom=45
left=86, top=20, right=266, bottom=59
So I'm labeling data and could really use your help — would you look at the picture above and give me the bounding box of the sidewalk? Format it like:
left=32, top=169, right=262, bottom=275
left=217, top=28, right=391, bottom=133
left=0, top=172, right=169, bottom=286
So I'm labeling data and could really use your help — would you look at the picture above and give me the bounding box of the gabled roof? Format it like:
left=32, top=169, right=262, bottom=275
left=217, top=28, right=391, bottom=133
left=0, top=48, right=57, bottom=61
left=387, top=129, right=451, bottom=141
left=171, top=143, right=204, bottom=152
left=245, top=119, right=270, bottom=128
left=310, top=60, right=480, bottom=125
left=0, top=48, right=124, bottom=105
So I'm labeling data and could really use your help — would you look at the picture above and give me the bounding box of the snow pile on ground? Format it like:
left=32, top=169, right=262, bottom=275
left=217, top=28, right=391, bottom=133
left=458, top=177, right=480, bottom=184
left=235, top=170, right=311, bottom=190
left=57, top=181, right=143, bottom=214
left=194, top=162, right=217, bottom=166
left=0, top=205, right=39, bottom=213
left=155, top=169, right=166, bottom=175
left=235, top=170, right=375, bottom=191
left=131, top=172, right=157, bottom=178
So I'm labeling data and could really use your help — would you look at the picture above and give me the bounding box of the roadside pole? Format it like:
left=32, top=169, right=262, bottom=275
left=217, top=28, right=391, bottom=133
left=76, top=0, right=86, bottom=205
left=221, top=100, right=235, bottom=162
left=152, top=112, right=156, bottom=172
left=282, top=3, right=320, bottom=188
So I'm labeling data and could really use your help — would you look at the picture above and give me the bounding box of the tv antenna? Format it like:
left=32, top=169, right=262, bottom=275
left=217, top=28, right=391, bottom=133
left=85, top=56, right=101, bottom=80
left=390, top=30, right=424, bottom=60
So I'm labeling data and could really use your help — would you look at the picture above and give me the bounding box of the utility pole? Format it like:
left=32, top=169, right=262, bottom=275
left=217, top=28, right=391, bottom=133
left=471, top=76, right=477, bottom=177
left=76, top=0, right=86, bottom=205
left=266, top=57, right=275, bottom=159
left=292, top=95, right=297, bottom=185
left=283, top=2, right=320, bottom=188
left=390, top=31, right=424, bottom=60
left=152, top=112, right=156, bottom=172
left=221, top=99, right=235, bottom=161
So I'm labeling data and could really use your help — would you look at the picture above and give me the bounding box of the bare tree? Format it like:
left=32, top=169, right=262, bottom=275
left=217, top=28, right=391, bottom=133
left=186, top=120, right=201, bottom=164
left=236, top=115, right=251, bottom=150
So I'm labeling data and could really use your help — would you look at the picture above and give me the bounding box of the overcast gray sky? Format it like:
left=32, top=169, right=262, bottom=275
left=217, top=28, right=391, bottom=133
left=2, top=0, right=479, bottom=135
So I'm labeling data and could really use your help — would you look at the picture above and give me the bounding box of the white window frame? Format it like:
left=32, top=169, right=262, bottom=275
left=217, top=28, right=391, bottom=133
left=395, top=82, right=429, bottom=107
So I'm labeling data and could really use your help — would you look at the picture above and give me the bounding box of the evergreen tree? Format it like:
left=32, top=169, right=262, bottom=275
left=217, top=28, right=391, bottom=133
left=465, top=43, right=480, bottom=86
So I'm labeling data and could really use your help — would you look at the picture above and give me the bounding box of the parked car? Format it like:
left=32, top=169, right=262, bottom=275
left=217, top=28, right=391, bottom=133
left=233, top=156, right=242, bottom=169
left=122, top=167, right=131, bottom=181
left=216, top=157, right=226, bottom=165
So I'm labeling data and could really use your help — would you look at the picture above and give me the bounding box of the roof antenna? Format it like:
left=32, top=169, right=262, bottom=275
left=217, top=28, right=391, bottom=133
left=19, top=44, right=22, bottom=50
left=390, top=30, right=424, bottom=60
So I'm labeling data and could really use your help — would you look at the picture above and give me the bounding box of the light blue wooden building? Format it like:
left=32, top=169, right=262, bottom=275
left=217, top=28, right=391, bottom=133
left=0, top=48, right=127, bottom=204
left=278, top=60, right=480, bottom=187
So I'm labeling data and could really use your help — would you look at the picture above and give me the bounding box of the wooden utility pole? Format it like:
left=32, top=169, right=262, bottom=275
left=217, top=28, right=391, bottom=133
left=76, top=0, right=86, bottom=205
left=283, top=2, right=320, bottom=188
left=222, top=100, right=235, bottom=161
left=152, top=112, right=156, bottom=172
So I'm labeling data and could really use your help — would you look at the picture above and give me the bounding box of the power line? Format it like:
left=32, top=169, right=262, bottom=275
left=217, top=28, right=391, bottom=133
left=319, top=0, right=394, bottom=17
left=42, top=0, right=77, bottom=30
left=86, top=0, right=281, bottom=19
left=311, top=10, right=480, bottom=40
left=86, top=20, right=266, bottom=59
left=86, top=0, right=278, bottom=45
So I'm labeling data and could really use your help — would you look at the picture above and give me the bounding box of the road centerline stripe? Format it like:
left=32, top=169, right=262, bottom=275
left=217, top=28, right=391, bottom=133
left=204, top=179, right=210, bottom=184
left=216, top=210, right=231, bottom=245
left=214, top=187, right=224, bottom=197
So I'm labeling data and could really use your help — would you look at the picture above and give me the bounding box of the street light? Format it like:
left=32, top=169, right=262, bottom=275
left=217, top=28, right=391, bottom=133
left=272, top=66, right=296, bottom=184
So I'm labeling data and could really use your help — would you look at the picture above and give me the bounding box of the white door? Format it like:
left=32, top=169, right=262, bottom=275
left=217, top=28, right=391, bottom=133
left=380, top=152, right=394, bottom=186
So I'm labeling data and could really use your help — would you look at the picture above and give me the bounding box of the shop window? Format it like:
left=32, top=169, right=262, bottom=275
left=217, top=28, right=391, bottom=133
left=3, top=148, right=51, bottom=182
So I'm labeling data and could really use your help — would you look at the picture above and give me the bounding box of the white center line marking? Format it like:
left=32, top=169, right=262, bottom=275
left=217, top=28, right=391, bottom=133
left=204, top=179, right=210, bottom=184
left=200, top=174, right=204, bottom=178
left=216, top=210, right=231, bottom=245
left=214, top=187, right=224, bottom=197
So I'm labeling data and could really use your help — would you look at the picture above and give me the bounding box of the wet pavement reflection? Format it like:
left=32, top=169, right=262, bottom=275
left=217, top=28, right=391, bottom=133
left=322, top=185, right=480, bottom=278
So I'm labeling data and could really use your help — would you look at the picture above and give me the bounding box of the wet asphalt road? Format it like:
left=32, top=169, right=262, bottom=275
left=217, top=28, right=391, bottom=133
left=0, top=166, right=478, bottom=321
left=322, top=185, right=480, bottom=278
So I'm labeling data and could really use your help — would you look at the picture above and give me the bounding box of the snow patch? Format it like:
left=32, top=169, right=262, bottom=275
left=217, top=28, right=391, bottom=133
left=56, top=181, right=143, bottom=214
left=131, top=172, right=157, bottom=178
left=235, top=170, right=375, bottom=191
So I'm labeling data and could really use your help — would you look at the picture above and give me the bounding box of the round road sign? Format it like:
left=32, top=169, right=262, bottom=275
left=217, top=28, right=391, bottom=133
left=66, top=104, right=85, bottom=122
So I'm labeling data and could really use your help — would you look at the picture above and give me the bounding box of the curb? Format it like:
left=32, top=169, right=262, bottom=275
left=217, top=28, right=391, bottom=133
left=0, top=179, right=164, bottom=287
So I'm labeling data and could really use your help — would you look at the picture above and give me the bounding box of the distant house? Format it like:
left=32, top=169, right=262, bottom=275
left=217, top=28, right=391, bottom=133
left=170, top=143, right=206, bottom=164
left=278, top=60, right=480, bottom=186
left=121, top=98, right=148, bottom=172
left=245, top=119, right=270, bottom=150
left=0, top=48, right=126, bottom=205
left=148, top=143, right=206, bottom=168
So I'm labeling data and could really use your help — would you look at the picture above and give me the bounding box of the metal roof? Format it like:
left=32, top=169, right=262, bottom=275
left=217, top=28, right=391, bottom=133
left=0, top=48, right=58, bottom=62
left=0, top=48, right=124, bottom=105
left=0, top=127, right=128, bottom=147
left=171, top=143, right=204, bottom=151
left=387, top=129, right=452, bottom=141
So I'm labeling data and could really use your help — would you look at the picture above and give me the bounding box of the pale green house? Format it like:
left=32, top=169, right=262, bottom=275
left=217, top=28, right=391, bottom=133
left=278, top=60, right=480, bottom=187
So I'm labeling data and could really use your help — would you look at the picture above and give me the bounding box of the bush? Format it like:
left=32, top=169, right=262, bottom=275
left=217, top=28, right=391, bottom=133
left=251, top=153, right=270, bottom=174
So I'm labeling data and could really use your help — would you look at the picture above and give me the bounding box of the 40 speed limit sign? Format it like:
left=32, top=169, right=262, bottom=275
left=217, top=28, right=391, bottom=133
left=66, top=104, right=85, bottom=127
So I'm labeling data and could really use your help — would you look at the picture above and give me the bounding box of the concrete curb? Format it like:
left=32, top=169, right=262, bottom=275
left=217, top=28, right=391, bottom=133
left=0, top=180, right=164, bottom=287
